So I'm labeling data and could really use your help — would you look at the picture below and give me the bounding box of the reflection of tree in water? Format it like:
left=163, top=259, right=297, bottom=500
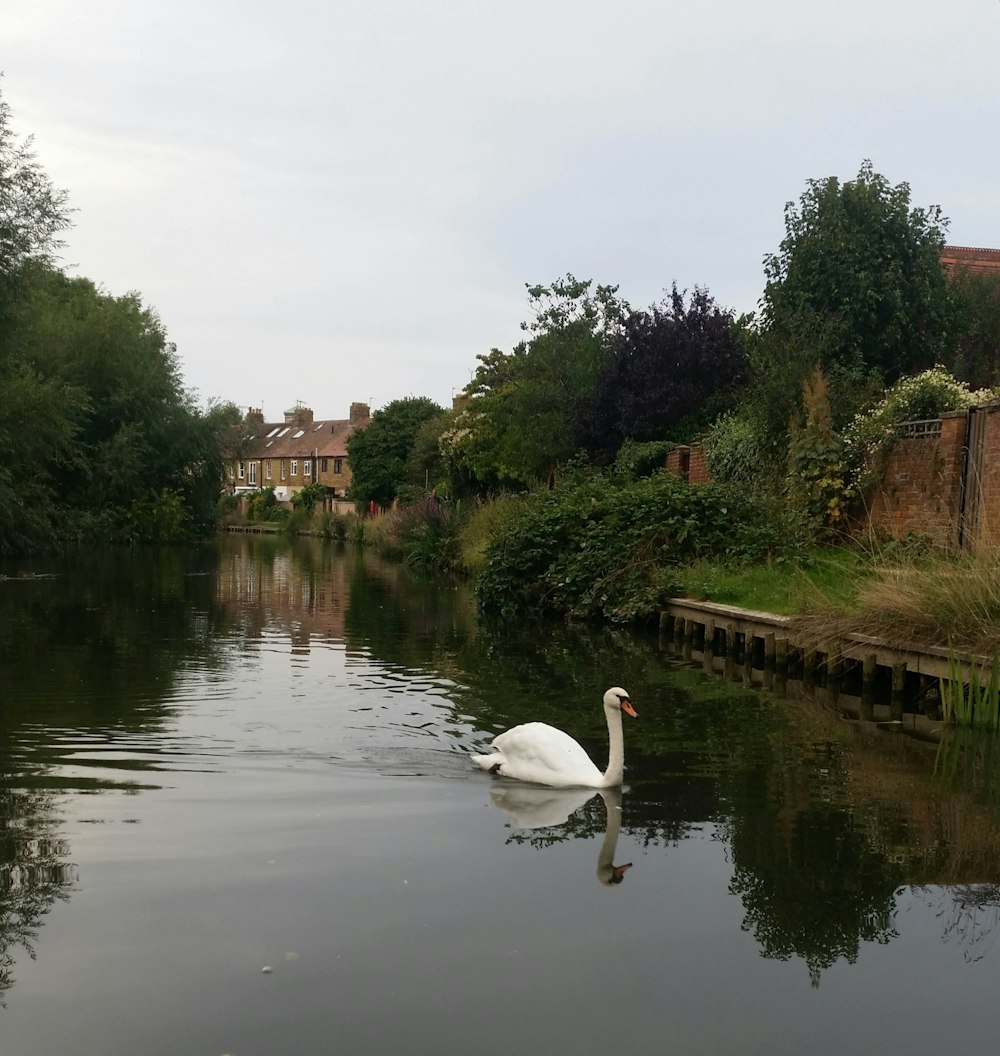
left=727, top=805, right=901, bottom=986
left=933, top=885, right=1000, bottom=962
left=0, top=544, right=242, bottom=1002
left=0, top=545, right=237, bottom=734
left=0, top=783, right=76, bottom=1005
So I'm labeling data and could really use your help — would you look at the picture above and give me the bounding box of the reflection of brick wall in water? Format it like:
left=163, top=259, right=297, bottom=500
left=865, top=414, right=965, bottom=548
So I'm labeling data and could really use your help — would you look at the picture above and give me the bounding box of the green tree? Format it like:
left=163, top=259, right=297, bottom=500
left=946, top=266, right=1000, bottom=389
left=404, top=409, right=453, bottom=495
left=452, top=276, right=628, bottom=487
left=0, top=87, right=237, bottom=551
left=0, top=87, right=72, bottom=279
left=347, top=397, right=444, bottom=507
left=761, top=161, right=952, bottom=387
left=578, top=284, right=748, bottom=462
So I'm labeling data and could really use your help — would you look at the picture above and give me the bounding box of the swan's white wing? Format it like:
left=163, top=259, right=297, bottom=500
left=490, top=722, right=603, bottom=787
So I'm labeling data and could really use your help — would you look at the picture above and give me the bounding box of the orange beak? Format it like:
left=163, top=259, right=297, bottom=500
left=621, top=699, right=637, bottom=718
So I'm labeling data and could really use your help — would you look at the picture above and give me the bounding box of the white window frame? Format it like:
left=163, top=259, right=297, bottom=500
left=291, top=459, right=298, bottom=477
left=265, top=459, right=272, bottom=481
left=333, top=457, right=343, bottom=474
left=304, top=459, right=312, bottom=478
left=248, top=461, right=257, bottom=485
left=238, top=461, right=245, bottom=479
left=281, top=460, right=287, bottom=480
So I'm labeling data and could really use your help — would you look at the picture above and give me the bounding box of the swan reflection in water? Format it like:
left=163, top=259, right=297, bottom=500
left=488, top=784, right=632, bottom=886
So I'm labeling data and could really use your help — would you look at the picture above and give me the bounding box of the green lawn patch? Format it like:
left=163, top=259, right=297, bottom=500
left=676, top=546, right=869, bottom=616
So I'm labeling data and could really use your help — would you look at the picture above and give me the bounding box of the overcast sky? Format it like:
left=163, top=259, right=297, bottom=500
left=6, top=1, right=1000, bottom=417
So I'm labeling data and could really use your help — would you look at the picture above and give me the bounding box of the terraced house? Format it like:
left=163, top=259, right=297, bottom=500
left=227, top=401, right=370, bottom=505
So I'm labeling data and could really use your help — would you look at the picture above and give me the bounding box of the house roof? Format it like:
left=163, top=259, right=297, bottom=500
left=225, top=404, right=370, bottom=462
left=940, top=245, right=1000, bottom=275
left=243, top=415, right=369, bottom=460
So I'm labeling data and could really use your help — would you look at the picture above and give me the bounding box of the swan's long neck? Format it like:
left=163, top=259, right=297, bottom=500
left=597, top=788, right=623, bottom=869
left=602, top=706, right=625, bottom=787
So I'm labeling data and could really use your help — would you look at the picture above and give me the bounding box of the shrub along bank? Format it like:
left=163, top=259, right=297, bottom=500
left=472, top=469, right=791, bottom=622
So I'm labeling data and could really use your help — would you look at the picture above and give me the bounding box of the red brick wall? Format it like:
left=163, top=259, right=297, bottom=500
left=688, top=445, right=710, bottom=484
left=665, top=444, right=710, bottom=483
left=865, top=413, right=966, bottom=548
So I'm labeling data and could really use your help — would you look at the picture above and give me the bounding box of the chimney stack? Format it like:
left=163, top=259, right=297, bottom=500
left=349, top=401, right=370, bottom=424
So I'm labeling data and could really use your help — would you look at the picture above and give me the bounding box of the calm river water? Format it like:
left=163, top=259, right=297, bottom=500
left=2, top=535, right=1000, bottom=1054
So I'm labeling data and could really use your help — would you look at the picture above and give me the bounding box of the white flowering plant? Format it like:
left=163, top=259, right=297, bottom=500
left=842, top=366, right=997, bottom=491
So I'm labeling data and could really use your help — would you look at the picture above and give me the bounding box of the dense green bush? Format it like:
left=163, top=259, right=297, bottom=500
left=476, top=470, right=788, bottom=622
left=702, top=409, right=780, bottom=492
left=292, top=481, right=327, bottom=513
left=247, top=487, right=284, bottom=522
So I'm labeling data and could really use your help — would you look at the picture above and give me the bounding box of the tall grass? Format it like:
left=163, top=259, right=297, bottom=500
left=456, top=494, right=525, bottom=577
left=856, top=554, right=1000, bottom=653
left=940, top=650, right=1000, bottom=729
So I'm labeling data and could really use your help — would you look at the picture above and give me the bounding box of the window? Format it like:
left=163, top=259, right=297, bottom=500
left=321, top=458, right=328, bottom=473
left=291, top=459, right=298, bottom=477
left=265, top=459, right=272, bottom=481
left=238, top=461, right=245, bottom=479
left=248, top=461, right=257, bottom=485
left=333, top=457, right=343, bottom=474
left=304, top=459, right=312, bottom=478
left=281, top=461, right=287, bottom=480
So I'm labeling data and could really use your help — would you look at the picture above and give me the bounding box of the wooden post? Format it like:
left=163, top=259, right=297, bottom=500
left=826, top=643, right=841, bottom=680
left=764, top=633, right=776, bottom=670
left=659, top=611, right=673, bottom=638
left=775, top=637, right=789, bottom=674
left=860, top=653, right=876, bottom=721
left=683, top=619, right=693, bottom=661
left=891, top=661, right=907, bottom=721
left=722, top=624, right=736, bottom=680
left=704, top=619, right=716, bottom=658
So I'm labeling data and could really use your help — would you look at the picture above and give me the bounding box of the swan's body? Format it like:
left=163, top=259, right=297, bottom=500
left=471, top=687, right=636, bottom=788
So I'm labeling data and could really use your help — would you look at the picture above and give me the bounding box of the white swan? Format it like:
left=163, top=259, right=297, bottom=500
left=471, top=687, right=637, bottom=788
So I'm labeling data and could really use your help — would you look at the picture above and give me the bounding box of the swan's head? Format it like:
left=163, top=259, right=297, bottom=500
left=604, top=687, right=637, bottom=718
left=597, top=861, right=633, bottom=886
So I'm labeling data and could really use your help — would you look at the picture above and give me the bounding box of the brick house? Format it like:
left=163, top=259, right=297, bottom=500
left=227, top=402, right=370, bottom=505
left=940, top=245, right=1000, bottom=278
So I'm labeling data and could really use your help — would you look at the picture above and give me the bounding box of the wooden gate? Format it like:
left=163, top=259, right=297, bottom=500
left=958, top=406, right=987, bottom=549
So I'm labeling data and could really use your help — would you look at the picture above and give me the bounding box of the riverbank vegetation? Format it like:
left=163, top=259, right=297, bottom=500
left=347, top=161, right=1000, bottom=657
